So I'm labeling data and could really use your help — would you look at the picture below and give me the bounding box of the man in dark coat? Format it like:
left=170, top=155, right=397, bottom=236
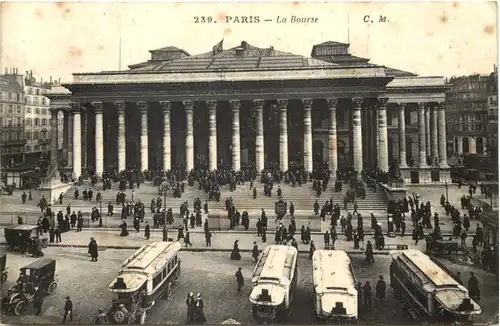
left=88, top=237, right=98, bottom=262
left=62, top=296, right=73, bottom=323
left=363, top=281, right=372, bottom=309
left=375, top=275, right=386, bottom=301
left=33, top=287, right=43, bottom=315
left=468, top=272, right=480, bottom=301
left=144, top=221, right=150, bottom=240
left=235, top=267, right=244, bottom=293
left=252, top=242, right=259, bottom=262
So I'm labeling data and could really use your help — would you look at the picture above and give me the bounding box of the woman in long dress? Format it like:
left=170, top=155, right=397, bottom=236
left=230, top=240, right=241, bottom=260
left=193, top=293, right=206, bottom=324
left=186, top=292, right=195, bottom=324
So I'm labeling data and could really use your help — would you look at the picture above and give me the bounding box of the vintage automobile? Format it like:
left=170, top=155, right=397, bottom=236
left=250, top=245, right=298, bottom=324
left=107, top=241, right=182, bottom=324
left=425, top=233, right=462, bottom=257
left=4, top=225, right=48, bottom=254
left=0, top=250, right=7, bottom=283
left=390, top=250, right=481, bottom=323
left=3, top=258, right=58, bottom=316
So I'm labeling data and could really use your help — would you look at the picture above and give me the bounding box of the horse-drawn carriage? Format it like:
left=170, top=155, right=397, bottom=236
left=2, top=258, right=58, bottom=316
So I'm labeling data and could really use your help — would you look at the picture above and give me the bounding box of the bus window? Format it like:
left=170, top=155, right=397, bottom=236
left=163, top=267, right=167, bottom=278
left=153, top=273, right=162, bottom=290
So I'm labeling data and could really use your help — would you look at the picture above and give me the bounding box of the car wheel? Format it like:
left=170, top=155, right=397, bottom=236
left=47, top=281, right=57, bottom=294
left=14, top=300, right=25, bottom=316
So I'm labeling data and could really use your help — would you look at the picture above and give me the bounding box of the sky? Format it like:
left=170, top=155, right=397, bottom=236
left=0, top=1, right=497, bottom=82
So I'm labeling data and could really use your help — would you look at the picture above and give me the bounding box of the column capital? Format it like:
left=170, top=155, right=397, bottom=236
left=159, top=101, right=171, bottom=111
left=136, top=101, right=148, bottom=112
left=301, top=98, right=313, bottom=109
left=114, top=101, right=126, bottom=112
left=50, top=108, right=60, bottom=115
left=327, top=98, right=339, bottom=107
left=436, top=102, right=446, bottom=110
left=182, top=100, right=194, bottom=110
left=229, top=99, right=241, bottom=110
left=253, top=99, right=264, bottom=109
left=376, top=97, right=389, bottom=108
left=206, top=100, right=217, bottom=110
left=352, top=97, right=363, bottom=108
left=91, top=101, right=103, bottom=113
left=277, top=99, right=288, bottom=108
left=397, top=102, right=408, bottom=110
left=417, top=102, right=427, bottom=110
left=70, top=102, right=82, bottom=113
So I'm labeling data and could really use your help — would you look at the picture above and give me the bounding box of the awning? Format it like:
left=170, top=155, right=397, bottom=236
left=435, top=290, right=482, bottom=315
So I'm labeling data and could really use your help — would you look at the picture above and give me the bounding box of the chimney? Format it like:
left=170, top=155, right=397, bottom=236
left=4, top=68, right=7, bottom=74
left=41, top=77, right=43, bottom=83
left=50, top=76, right=52, bottom=83
left=58, top=78, right=61, bottom=84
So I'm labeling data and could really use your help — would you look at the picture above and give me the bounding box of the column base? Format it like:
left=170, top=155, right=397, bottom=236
left=418, top=169, right=432, bottom=183
left=419, top=163, right=429, bottom=169
left=439, top=169, right=451, bottom=183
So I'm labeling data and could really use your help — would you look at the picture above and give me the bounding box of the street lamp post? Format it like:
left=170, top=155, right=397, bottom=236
left=98, top=200, right=103, bottom=227
left=444, top=181, right=449, bottom=203
left=163, top=184, right=167, bottom=211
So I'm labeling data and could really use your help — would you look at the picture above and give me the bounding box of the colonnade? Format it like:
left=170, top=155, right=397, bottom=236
left=50, top=98, right=449, bottom=179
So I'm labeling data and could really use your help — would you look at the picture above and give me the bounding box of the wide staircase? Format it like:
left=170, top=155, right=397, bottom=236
left=212, top=182, right=388, bottom=214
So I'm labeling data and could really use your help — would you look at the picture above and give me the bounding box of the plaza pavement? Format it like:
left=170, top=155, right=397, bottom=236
left=1, top=247, right=497, bottom=325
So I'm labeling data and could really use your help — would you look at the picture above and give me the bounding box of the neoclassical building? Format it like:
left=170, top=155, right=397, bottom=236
left=47, top=40, right=451, bottom=183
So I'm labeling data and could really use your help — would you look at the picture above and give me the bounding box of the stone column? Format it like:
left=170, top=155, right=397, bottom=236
left=82, top=107, right=88, bottom=170
left=72, top=104, right=82, bottom=178
left=253, top=99, right=265, bottom=174
left=66, top=111, right=74, bottom=168
left=137, top=101, right=149, bottom=171
left=377, top=98, right=389, bottom=172
left=398, top=103, right=408, bottom=168
left=160, top=101, right=171, bottom=171
left=302, top=98, right=313, bottom=173
left=374, top=105, right=380, bottom=165
left=437, top=103, right=449, bottom=168
left=418, top=103, right=428, bottom=168
left=431, top=105, right=439, bottom=164
left=229, top=100, right=241, bottom=171
left=352, top=98, right=363, bottom=173
left=457, top=136, right=464, bottom=155
left=469, top=137, right=477, bottom=154
left=115, top=101, right=126, bottom=172
left=62, top=111, right=69, bottom=163
left=183, top=101, right=194, bottom=171
left=50, top=109, right=59, bottom=170
left=92, top=102, right=104, bottom=176
left=366, top=106, right=374, bottom=165
left=425, top=107, right=431, bottom=160
left=327, top=98, right=338, bottom=178
left=206, top=100, right=218, bottom=171
left=278, top=99, right=288, bottom=172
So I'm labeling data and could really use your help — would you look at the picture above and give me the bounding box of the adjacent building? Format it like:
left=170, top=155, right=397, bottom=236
left=0, top=69, right=26, bottom=167
left=0, top=69, right=62, bottom=169
left=487, top=66, right=498, bottom=161
left=446, top=69, right=497, bottom=156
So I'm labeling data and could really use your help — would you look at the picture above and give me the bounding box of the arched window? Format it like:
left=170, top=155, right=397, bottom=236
left=26, top=118, right=31, bottom=126
left=35, top=118, right=40, bottom=126
left=11, top=132, right=17, bottom=141
left=42, top=118, right=47, bottom=126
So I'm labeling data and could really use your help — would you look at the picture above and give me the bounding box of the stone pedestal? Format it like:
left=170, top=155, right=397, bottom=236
left=439, top=168, right=451, bottom=183
left=38, top=176, right=73, bottom=205
left=418, top=168, right=432, bottom=183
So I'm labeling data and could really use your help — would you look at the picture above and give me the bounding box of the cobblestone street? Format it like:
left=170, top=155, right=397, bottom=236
left=1, top=247, right=497, bottom=324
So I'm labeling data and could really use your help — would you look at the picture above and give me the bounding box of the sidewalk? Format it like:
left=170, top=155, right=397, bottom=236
left=0, top=227, right=439, bottom=253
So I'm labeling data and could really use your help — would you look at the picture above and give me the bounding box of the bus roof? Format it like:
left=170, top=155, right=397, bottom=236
left=393, top=250, right=460, bottom=291
left=312, top=250, right=356, bottom=294
left=121, top=241, right=181, bottom=276
left=253, top=245, right=298, bottom=283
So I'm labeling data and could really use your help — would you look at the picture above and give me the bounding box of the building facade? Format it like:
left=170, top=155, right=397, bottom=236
left=0, top=69, right=63, bottom=168
left=0, top=69, right=26, bottom=167
left=48, top=41, right=451, bottom=184
left=487, top=66, right=498, bottom=161
left=446, top=70, right=496, bottom=156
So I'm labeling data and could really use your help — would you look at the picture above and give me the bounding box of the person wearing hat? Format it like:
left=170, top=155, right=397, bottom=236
left=33, top=286, right=43, bottom=315
left=144, top=221, right=151, bottom=240
left=375, top=276, right=386, bottom=302
left=252, top=242, right=259, bottom=262
left=62, top=296, right=73, bottom=323
left=186, top=292, right=195, bottom=324
left=235, top=267, right=244, bottom=293
left=88, top=237, right=99, bottom=262
left=194, top=293, right=206, bottom=324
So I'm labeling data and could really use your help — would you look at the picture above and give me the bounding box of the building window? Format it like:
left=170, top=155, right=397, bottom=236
left=17, top=106, right=21, bottom=114
left=7, top=119, right=12, bottom=126
left=8, top=93, right=11, bottom=100
left=11, top=132, right=17, bottom=141
left=16, top=93, right=20, bottom=101
left=35, top=118, right=39, bottom=126
left=0, top=118, right=2, bottom=126
left=36, top=89, right=40, bottom=96
left=35, top=108, right=40, bottom=114
left=0, top=104, right=3, bottom=113
left=26, top=146, right=31, bottom=152
left=27, top=107, right=31, bottom=113
left=42, top=118, right=47, bottom=126
left=8, top=105, right=13, bottom=113
left=26, top=118, right=31, bottom=126
left=42, top=98, right=46, bottom=105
